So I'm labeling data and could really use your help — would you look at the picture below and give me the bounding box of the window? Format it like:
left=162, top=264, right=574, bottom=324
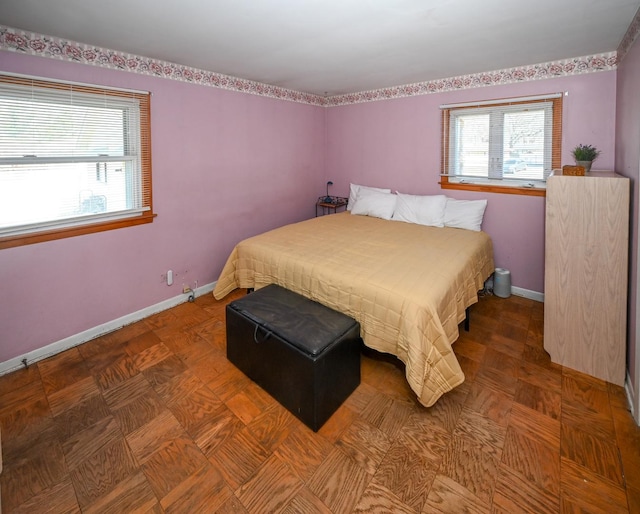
left=440, top=94, right=563, bottom=196
left=0, top=74, right=153, bottom=249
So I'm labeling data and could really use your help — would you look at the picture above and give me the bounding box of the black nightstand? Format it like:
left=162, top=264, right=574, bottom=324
left=316, top=196, right=348, bottom=216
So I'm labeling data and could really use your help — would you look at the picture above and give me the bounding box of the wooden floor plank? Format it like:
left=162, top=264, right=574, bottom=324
left=439, top=435, right=500, bottom=504
left=352, top=480, right=416, bottom=514
left=560, top=423, right=624, bottom=487
left=335, top=418, right=392, bottom=475
left=501, top=426, right=561, bottom=494
left=82, top=471, right=159, bottom=514
left=560, top=456, right=628, bottom=514
left=307, top=447, right=372, bottom=513
left=159, top=463, right=233, bottom=514
left=492, top=465, right=559, bottom=514
left=6, top=478, right=81, bottom=514
left=207, top=428, right=270, bottom=491
left=281, top=485, right=333, bottom=514
left=423, top=474, right=490, bottom=514
left=141, top=435, right=209, bottom=500
left=371, top=441, right=438, bottom=512
left=0, top=439, right=69, bottom=513
left=68, top=438, right=138, bottom=508
left=235, top=454, right=303, bottom=513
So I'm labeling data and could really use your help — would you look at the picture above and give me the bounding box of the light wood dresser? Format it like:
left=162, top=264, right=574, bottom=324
left=544, top=170, right=630, bottom=386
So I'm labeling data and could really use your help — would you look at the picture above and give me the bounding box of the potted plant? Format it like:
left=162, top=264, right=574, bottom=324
left=572, top=144, right=600, bottom=173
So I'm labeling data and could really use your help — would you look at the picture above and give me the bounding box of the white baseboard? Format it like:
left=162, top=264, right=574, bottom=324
left=625, top=370, right=637, bottom=423
left=0, top=281, right=217, bottom=377
left=511, top=286, right=544, bottom=303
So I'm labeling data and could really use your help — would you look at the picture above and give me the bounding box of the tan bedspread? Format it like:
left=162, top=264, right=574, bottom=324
left=214, top=212, right=494, bottom=407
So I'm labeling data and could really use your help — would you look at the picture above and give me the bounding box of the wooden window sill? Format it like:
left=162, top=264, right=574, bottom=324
left=0, top=212, right=157, bottom=250
left=440, top=180, right=546, bottom=197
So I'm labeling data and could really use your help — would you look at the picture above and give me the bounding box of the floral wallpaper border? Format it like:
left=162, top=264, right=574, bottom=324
left=0, top=25, right=326, bottom=106
left=326, top=53, right=617, bottom=106
left=617, top=4, right=640, bottom=63
left=0, top=24, right=627, bottom=107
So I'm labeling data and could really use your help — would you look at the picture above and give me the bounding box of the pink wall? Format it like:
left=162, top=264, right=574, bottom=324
left=325, top=72, right=618, bottom=293
left=0, top=49, right=622, bottom=371
left=615, top=37, right=640, bottom=393
left=0, top=52, right=326, bottom=364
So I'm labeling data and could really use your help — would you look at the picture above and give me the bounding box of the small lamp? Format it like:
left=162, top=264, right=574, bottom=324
left=323, top=181, right=333, bottom=203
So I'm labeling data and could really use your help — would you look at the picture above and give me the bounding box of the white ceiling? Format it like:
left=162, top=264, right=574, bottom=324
left=0, top=0, right=638, bottom=97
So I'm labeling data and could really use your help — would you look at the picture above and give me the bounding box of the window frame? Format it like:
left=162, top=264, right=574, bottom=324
left=440, top=94, right=563, bottom=197
left=0, top=74, right=154, bottom=250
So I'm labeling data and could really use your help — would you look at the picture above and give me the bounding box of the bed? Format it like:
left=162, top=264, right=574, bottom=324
left=213, top=210, right=494, bottom=407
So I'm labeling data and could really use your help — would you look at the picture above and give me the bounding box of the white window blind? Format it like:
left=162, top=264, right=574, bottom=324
left=0, top=74, right=152, bottom=242
left=441, top=94, right=562, bottom=186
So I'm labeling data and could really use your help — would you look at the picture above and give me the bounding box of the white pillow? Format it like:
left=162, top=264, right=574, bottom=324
left=392, top=193, right=447, bottom=227
left=350, top=189, right=397, bottom=220
left=347, top=183, right=391, bottom=211
left=444, top=198, right=488, bottom=231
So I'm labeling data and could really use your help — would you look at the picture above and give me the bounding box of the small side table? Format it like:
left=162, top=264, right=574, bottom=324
left=316, top=196, right=348, bottom=216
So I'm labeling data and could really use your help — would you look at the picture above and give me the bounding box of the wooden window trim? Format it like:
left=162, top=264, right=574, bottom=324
left=440, top=95, right=562, bottom=197
left=0, top=212, right=157, bottom=250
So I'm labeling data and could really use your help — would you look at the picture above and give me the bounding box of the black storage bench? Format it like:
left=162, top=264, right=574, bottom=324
left=226, top=284, right=361, bottom=431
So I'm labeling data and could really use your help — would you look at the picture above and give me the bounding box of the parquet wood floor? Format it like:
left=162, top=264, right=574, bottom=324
left=1, top=290, right=639, bottom=513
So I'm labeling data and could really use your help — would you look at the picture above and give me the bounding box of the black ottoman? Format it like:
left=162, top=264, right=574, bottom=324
left=226, top=284, right=361, bottom=431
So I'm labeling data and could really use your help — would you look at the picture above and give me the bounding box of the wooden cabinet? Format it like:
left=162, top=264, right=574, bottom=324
left=544, top=171, right=630, bottom=386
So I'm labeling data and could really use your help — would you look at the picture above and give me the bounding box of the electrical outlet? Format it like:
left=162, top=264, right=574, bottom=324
left=182, top=284, right=192, bottom=294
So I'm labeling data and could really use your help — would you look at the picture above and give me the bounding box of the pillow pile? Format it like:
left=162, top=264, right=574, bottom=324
left=347, top=183, right=391, bottom=212
left=347, top=182, right=487, bottom=231
left=443, top=198, right=487, bottom=232
left=392, top=193, right=447, bottom=227
left=350, top=188, right=397, bottom=220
